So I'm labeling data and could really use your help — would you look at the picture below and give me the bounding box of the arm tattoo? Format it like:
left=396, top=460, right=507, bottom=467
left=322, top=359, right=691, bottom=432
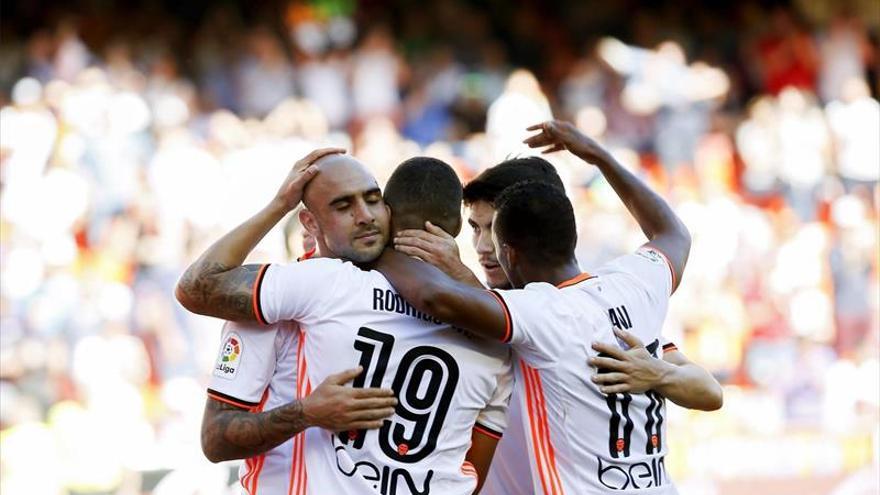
left=177, top=262, right=262, bottom=321
left=201, top=398, right=309, bottom=462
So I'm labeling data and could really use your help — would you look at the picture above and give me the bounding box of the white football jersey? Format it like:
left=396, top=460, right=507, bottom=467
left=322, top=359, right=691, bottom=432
left=207, top=320, right=307, bottom=495
left=255, top=258, right=513, bottom=495
left=484, top=246, right=679, bottom=495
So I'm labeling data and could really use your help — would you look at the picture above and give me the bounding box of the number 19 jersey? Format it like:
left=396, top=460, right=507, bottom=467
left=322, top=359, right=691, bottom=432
left=255, top=258, right=513, bottom=495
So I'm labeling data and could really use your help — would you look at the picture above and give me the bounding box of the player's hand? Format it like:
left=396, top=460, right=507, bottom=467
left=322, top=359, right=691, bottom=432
left=274, top=148, right=346, bottom=212
left=588, top=328, right=673, bottom=394
left=523, top=120, right=610, bottom=165
left=393, top=222, right=471, bottom=282
left=301, top=366, right=397, bottom=432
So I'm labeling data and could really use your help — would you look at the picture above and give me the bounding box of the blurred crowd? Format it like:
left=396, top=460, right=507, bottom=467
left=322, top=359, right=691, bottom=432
left=0, top=0, right=878, bottom=494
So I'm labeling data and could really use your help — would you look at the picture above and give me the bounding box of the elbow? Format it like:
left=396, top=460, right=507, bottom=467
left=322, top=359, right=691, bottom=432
left=677, top=220, right=693, bottom=256
left=175, top=273, right=208, bottom=315
left=201, top=436, right=227, bottom=464
left=699, top=383, right=723, bottom=412
left=708, top=385, right=724, bottom=411
left=174, top=282, right=194, bottom=311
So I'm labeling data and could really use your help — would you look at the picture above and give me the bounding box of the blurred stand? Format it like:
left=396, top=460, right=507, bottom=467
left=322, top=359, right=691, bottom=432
left=0, top=1, right=878, bottom=494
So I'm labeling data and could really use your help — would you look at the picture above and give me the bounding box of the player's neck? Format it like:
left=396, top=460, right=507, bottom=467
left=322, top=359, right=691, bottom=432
left=517, top=259, right=581, bottom=288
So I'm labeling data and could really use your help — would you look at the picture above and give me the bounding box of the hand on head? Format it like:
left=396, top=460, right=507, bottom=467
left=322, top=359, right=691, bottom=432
left=275, top=147, right=346, bottom=211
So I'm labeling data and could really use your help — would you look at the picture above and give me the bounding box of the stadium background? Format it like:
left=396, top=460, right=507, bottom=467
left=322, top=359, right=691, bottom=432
left=0, top=0, right=878, bottom=493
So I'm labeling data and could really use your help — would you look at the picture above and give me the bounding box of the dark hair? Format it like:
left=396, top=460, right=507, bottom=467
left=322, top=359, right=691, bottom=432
left=384, top=157, right=463, bottom=235
left=462, top=156, right=564, bottom=205
left=494, top=180, right=576, bottom=265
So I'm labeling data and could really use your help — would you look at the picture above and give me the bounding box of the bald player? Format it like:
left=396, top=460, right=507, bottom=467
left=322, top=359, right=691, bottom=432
left=177, top=151, right=512, bottom=494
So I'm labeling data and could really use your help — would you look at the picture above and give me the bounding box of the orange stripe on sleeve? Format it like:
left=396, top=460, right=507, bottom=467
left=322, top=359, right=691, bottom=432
left=474, top=423, right=503, bottom=440
left=207, top=391, right=257, bottom=410
left=488, top=290, right=513, bottom=343
left=252, top=264, right=270, bottom=325
left=645, top=246, right=676, bottom=294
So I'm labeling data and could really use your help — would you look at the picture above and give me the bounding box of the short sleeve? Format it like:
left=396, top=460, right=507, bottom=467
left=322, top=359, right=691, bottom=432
left=661, top=338, right=678, bottom=356
left=493, top=284, right=574, bottom=369
left=257, top=258, right=349, bottom=325
left=475, top=360, right=514, bottom=438
left=597, top=246, right=674, bottom=299
left=207, top=320, right=292, bottom=409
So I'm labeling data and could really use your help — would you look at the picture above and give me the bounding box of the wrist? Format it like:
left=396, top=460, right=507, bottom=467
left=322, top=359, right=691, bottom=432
left=653, top=359, right=677, bottom=391
left=296, top=397, right=316, bottom=429
left=265, top=198, right=295, bottom=218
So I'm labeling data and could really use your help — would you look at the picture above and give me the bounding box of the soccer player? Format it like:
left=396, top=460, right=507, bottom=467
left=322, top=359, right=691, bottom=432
left=182, top=149, right=399, bottom=495
left=375, top=120, right=719, bottom=494
left=177, top=151, right=512, bottom=494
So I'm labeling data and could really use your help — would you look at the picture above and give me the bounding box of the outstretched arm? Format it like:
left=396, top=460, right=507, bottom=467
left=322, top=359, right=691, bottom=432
left=374, top=248, right=509, bottom=340
left=589, top=328, right=722, bottom=411
left=175, top=148, right=343, bottom=321
left=202, top=367, right=396, bottom=462
left=524, top=121, right=691, bottom=292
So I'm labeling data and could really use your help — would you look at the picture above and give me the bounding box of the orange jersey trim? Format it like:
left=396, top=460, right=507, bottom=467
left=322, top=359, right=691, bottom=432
left=643, top=246, right=676, bottom=294
left=474, top=423, right=503, bottom=440
left=488, top=290, right=513, bottom=343
left=556, top=272, right=594, bottom=289
left=252, top=264, right=270, bottom=325
left=206, top=390, right=257, bottom=410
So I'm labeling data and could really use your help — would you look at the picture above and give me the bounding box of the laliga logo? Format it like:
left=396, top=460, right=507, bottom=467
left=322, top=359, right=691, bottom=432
left=222, top=338, right=240, bottom=362
left=214, top=334, right=241, bottom=379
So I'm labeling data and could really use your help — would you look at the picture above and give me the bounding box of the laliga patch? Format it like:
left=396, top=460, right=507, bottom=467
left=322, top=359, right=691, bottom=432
left=214, top=333, right=242, bottom=380
left=637, top=248, right=665, bottom=265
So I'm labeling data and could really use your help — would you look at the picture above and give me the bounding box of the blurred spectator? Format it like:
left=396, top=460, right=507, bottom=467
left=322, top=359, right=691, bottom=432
left=237, top=27, right=296, bottom=117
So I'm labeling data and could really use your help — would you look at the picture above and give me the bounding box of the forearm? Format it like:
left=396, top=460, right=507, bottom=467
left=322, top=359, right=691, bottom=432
left=202, top=398, right=309, bottom=462
left=654, top=362, right=723, bottom=411
left=376, top=249, right=506, bottom=340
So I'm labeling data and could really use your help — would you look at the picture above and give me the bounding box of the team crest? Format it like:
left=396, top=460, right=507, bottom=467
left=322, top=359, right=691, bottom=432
left=637, top=248, right=664, bottom=265
left=214, top=333, right=242, bottom=379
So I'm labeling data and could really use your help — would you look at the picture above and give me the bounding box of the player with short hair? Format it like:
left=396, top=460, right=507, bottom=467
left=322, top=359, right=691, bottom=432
left=375, top=120, right=721, bottom=494
left=177, top=152, right=512, bottom=494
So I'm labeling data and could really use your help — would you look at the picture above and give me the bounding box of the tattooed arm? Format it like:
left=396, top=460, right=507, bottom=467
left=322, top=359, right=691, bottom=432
left=175, top=148, right=343, bottom=321
left=202, top=398, right=309, bottom=462
left=202, top=367, right=397, bottom=462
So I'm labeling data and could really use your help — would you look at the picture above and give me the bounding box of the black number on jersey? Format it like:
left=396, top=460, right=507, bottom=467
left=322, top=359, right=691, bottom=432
left=342, top=327, right=460, bottom=463
left=599, top=338, right=665, bottom=458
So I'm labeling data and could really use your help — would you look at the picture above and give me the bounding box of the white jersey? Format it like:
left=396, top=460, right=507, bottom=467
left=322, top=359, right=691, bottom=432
left=255, top=258, right=513, bottom=495
left=207, top=320, right=306, bottom=495
left=484, top=246, right=679, bottom=495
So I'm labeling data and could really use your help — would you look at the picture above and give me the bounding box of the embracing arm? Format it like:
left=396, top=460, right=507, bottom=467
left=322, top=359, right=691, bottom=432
left=202, top=367, right=397, bottom=462
left=374, top=248, right=509, bottom=340
left=590, top=328, right=722, bottom=411
left=653, top=349, right=723, bottom=411
left=525, top=121, right=691, bottom=292
left=393, top=222, right=485, bottom=289
left=201, top=396, right=310, bottom=462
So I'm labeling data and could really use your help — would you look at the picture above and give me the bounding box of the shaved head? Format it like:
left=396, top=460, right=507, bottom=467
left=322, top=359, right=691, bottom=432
left=298, top=153, right=390, bottom=263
